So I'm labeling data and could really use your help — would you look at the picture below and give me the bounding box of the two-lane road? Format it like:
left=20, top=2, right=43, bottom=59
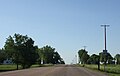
left=0, top=65, right=107, bottom=76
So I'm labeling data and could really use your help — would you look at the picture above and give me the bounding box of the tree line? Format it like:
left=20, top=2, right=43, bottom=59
left=0, top=34, right=65, bottom=69
left=78, top=49, right=120, bottom=65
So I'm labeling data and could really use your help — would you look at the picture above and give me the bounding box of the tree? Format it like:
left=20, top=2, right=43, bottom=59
left=37, top=45, right=55, bottom=64
left=43, top=45, right=55, bottom=64
left=4, top=34, right=39, bottom=69
left=81, top=51, right=89, bottom=64
left=107, top=53, right=113, bottom=64
left=53, top=51, right=65, bottom=64
left=37, top=45, right=65, bottom=64
left=87, top=54, right=99, bottom=64
left=4, top=36, right=18, bottom=68
left=37, top=48, right=43, bottom=64
left=78, top=49, right=85, bottom=63
left=4, top=36, right=15, bottom=59
left=99, top=52, right=113, bottom=64
left=78, top=49, right=89, bottom=64
left=0, top=49, right=6, bottom=64
left=59, top=58, right=65, bottom=64
left=115, top=54, right=120, bottom=64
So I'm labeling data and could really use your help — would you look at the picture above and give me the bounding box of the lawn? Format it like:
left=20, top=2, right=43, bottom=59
left=0, top=64, right=22, bottom=72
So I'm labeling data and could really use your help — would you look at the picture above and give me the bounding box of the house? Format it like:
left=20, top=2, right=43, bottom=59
left=3, top=59, right=13, bottom=64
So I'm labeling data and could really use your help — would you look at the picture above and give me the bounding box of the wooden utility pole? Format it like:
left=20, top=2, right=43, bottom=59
left=101, top=25, right=110, bottom=72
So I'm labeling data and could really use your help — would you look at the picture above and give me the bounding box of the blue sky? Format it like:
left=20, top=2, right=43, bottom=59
left=0, top=0, right=120, bottom=64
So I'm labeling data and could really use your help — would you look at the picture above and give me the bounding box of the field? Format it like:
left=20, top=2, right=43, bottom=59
left=80, top=64, right=120, bottom=76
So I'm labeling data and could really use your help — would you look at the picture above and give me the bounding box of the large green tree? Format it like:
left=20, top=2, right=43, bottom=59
left=41, top=45, right=55, bottom=64
left=78, top=49, right=89, bottom=64
left=4, top=34, right=39, bottom=69
left=78, top=49, right=85, bottom=63
left=87, top=54, right=99, bottom=64
left=99, top=52, right=113, bottom=64
left=37, top=45, right=65, bottom=64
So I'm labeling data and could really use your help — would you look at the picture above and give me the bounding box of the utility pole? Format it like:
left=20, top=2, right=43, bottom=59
left=101, top=24, right=110, bottom=72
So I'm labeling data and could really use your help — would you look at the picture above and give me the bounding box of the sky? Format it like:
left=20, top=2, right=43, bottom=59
left=0, top=0, right=120, bottom=64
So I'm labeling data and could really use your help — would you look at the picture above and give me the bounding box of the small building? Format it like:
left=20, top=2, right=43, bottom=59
left=3, top=59, right=13, bottom=64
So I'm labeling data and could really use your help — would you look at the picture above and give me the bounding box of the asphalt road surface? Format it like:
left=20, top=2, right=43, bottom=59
left=0, top=65, right=107, bottom=76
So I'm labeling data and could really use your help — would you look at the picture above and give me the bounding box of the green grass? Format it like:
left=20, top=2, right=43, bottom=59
left=0, top=64, right=54, bottom=72
left=79, top=64, right=120, bottom=76
left=107, top=73, right=120, bottom=76
left=105, top=65, right=120, bottom=74
left=39, top=64, right=54, bottom=67
left=0, top=64, right=22, bottom=72
left=31, top=64, right=54, bottom=68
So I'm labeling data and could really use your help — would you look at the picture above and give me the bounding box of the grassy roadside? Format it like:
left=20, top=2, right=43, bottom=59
left=31, top=64, right=54, bottom=68
left=78, top=64, right=120, bottom=76
left=0, top=64, right=22, bottom=72
left=0, top=64, right=53, bottom=72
